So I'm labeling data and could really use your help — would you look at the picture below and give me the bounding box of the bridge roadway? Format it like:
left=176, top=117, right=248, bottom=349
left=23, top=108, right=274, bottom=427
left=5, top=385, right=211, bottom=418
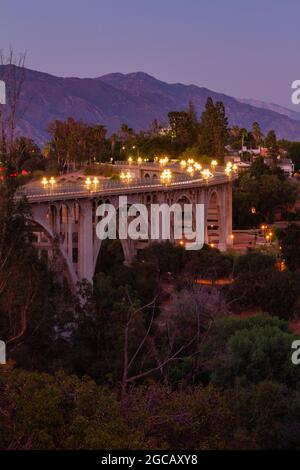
left=18, top=171, right=233, bottom=203
left=18, top=167, right=234, bottom=287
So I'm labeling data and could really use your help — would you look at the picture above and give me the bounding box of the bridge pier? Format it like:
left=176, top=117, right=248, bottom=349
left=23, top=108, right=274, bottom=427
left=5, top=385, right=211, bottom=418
left=26, top=172, right=234, bottom=288
left=78, top=200, right=94, bottom=283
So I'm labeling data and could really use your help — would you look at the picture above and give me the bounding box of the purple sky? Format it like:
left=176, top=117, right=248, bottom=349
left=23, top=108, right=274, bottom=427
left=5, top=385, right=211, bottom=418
left=1, top=0, right=300, bottom=109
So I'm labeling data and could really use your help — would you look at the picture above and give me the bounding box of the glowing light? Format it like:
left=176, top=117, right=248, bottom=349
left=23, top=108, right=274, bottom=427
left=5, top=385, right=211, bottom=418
left=251, top=207, right=256, bottom=214
left=93, top=177, right=99, bottom=186
left=211, top=160, right=218, bottom=170
left=42, top=177, right=48, bottom=188
left=201, top=169, right=213, bottom=180
left=210, top=243, right=215, bottom=248
left=49, top=177, right=56, bottom=187
left=187, top=158, right=195, bottom=164
left=180, top=160, right=187, bottom=168
left=194, top=162, right=202, bottom=171
left=225, top=164, right=232, bottom=176
left=160, top=169, right=172, bottom=184
left=128, top=157, right=133, bottom=164
left=85, top=177, right=92, bottom=187
left=187, top=166, right=194, bottom=175
left=120, top=171, right=132, bottom=183
left=159, top=156, right=169, bottom=165
left=137, top=157, right=142, bottom=164
left=232, top=164, right=238, bottom=172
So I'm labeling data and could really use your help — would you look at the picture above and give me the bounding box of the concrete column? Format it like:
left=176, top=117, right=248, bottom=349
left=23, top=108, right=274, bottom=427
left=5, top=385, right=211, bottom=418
left=54, top=203, right=61, bottom=237
left=226, top=182, right=234, bottom=247
left=201, top=188, right=209, bottom=245
left=67, top=203, right=73, bottom=261
left=218, top=185, right=232, bottom=251
left=78, top=200, right=94, bottom=283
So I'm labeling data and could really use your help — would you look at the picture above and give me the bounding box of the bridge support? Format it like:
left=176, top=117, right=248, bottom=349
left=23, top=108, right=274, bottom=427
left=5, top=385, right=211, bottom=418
left=28, top=177, right=233, bottom=288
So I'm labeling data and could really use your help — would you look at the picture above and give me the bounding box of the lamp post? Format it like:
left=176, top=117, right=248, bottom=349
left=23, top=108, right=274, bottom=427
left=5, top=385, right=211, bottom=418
left=225, top=162, right=232, bottom=177
left=201, top=169, right=213, bottom=180
left=160, top=169, right=172, bottom=185
left=49, top=177, right=56, bottom=190
left=211, top=160, right=218, bottom=173
left=120, top=171, right=132, bottom=184
left=187, top=166, right=194, bottom=176
left=42, top=177, right=48, bottom=189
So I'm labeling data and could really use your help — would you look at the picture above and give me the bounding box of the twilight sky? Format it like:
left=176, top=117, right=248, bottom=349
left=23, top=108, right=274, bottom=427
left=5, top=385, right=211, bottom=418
left=1, top=0, right=300, bottom=108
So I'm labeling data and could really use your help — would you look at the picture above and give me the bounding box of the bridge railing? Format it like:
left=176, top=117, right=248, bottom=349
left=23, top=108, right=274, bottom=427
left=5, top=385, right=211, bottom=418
left=17, top=172, right=231, bottom=200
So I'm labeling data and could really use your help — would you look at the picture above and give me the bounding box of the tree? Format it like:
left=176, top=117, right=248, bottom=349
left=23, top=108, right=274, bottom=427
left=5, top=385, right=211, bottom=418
left=233, top=160, right=297, bottom=227
left=14, top=136, right=44, bottom=172
left=119, top=123, right=135, bottom=143
left=252, top=122, right=263, bottom=147
left=204, top=316, right=300, bottom=388
left=48, top=118, right=107, bottom=171
left=198, top=97, right=228, bottom=157
left=0, top=366, right=146, bottom=450
left=287, top=142, right=300, bottom=172
left=0, top=49, right=27, bottom=164
left=279, top=223, right=300, bottom=271
left=265, top=129, right=278, bottom=160
left=168, top=110, right=196, bottom=148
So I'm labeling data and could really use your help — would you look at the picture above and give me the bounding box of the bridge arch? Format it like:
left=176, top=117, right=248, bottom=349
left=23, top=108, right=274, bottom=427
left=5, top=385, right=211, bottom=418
left=29, top=217, right=79, bottom=287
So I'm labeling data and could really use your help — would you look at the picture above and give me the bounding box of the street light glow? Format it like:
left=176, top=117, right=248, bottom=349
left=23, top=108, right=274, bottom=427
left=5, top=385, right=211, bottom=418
left=160, top=168, right=172, bottom=184
left=201, top=169, right=213, bottom=179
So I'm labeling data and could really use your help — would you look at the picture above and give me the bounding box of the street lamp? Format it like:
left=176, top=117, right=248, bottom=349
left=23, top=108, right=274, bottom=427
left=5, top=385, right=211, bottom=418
left=201, top=169, right=213, bottom=180
left=187, top=166, right=194, bottom=176
left=93, top=177, right=99, bottom=188
left=42, top=177, right=48, bottom=189
left=120, top=171, right=132, bottom=183
left=194, top=162, right=202, bottom=171
left=128, top=156, right=133, bottom=164
left=211, top=160, right=218, bottom=172
left=225, top=162, right=232, bottom=176
left=49, top=177, right=56, bottom=189
left=85, top=177, right=92, bottom=189
left=159, top=156, right=169, bottom=166
left=160, top=169, right=172, bottom=184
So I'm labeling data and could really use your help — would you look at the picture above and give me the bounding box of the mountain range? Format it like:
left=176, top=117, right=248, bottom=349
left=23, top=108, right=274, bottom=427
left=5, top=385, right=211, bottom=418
left=2, top=66, right=300, bottom=145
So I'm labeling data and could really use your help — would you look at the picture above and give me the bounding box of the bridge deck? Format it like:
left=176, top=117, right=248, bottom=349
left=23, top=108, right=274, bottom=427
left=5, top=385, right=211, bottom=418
left=18, top=172, right=232, bottom=203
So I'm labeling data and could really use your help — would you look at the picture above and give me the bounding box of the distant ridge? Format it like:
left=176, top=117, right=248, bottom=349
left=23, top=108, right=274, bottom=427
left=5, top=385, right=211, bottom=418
left=2, top=66, right=300, bottom=144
